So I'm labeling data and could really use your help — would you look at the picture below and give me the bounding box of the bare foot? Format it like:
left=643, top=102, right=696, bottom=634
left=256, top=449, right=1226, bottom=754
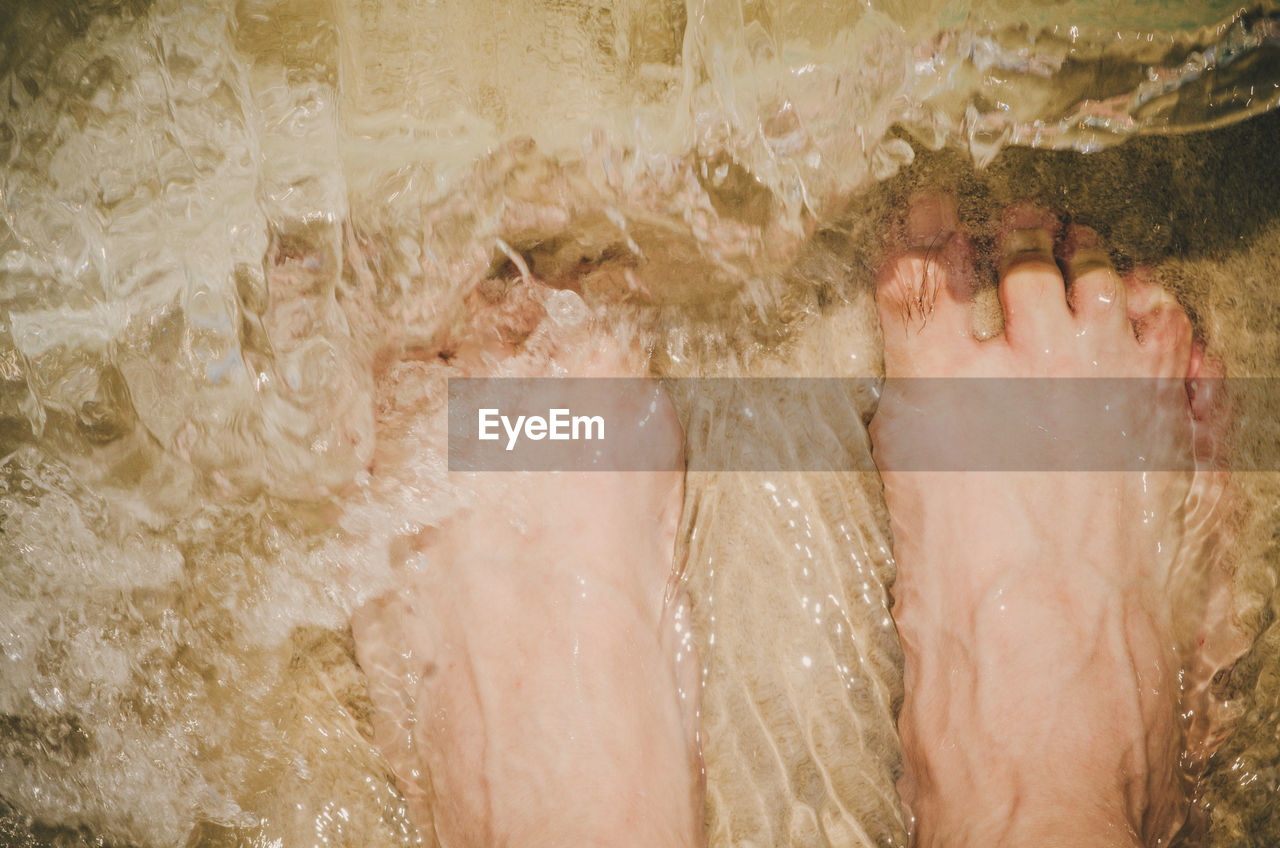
left=870, top=197, right=1236, bottom=848
left=351, top=279, right=702, bottom=847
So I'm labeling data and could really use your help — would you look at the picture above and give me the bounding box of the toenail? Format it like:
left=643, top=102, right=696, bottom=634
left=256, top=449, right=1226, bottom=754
left=1065, top=252, right=1112, bottom=274
left=1002, top=228, right=1054, bottom=256
left=999, top=228, right=1057, bottom=274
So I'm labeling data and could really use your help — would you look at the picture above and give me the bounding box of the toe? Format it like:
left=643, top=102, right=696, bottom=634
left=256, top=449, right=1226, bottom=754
left=1186, top=343, right=1220, bottom=423
left=1122, top=266, right=1165, bottom=318
left=1186, top=342, right=1230, bottom=468
left=1187, top=342, right=1229, bottom=427
left=1059, top=224, right=1127, bottom=329
left=874, top=254, right=925, bottom=367
left=902, top=195, right=980, bottom=341
left=1125, top=269, right=1194, bottom=378
left=876, top=195, right=979, bottom=374
left=996, top=205, right=1071, bottom=348
left=1140, top=307, right=1194, bottom=377
left=876, top=252, right=968, bottom=372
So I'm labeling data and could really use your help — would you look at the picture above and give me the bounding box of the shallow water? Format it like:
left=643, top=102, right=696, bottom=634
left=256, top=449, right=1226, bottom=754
left=2, top=0, right=1280, bottom=846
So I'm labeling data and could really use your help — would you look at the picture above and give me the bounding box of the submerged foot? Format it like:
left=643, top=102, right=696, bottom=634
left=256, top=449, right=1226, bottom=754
left=870, top=197, right=1239, bottom=847
left=351, top=279, right=702, bottom=847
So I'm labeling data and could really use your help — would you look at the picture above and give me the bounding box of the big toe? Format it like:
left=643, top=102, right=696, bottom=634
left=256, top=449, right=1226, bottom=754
left=875, top=195, right=978, bottom=375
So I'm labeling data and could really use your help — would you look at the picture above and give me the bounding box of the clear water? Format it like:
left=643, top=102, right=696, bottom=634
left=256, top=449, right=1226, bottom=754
left=2, top=0, right=1279, bottom=846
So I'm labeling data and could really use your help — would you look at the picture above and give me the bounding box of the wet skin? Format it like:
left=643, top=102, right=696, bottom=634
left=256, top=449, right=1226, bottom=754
left=348, top=197, right=1238, bottom=848
left=870, top=197, right=1234, bottom=848
left=350, top=285, right=702, bottom=848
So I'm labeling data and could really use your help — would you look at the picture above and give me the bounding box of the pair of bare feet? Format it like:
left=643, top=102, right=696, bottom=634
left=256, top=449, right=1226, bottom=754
left=350, top=196, right=1233, bottom=847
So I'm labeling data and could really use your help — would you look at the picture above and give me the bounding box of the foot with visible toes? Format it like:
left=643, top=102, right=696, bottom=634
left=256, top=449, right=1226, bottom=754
left=869, top=196, right=1240, bottom=848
